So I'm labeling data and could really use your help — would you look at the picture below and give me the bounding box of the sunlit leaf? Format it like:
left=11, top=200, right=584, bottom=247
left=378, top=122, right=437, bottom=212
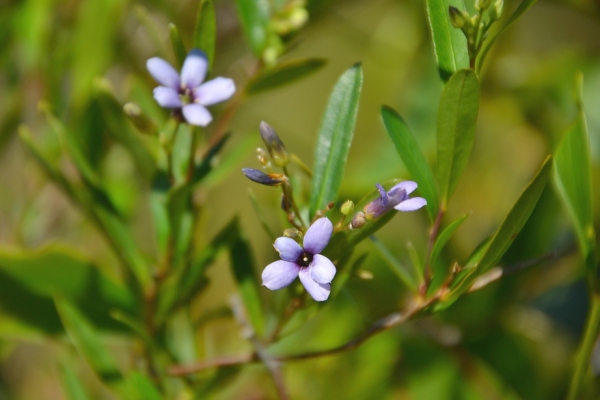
left=247, top=58, right=327, bottom=94
left=476, top=0, right=538, bottom=73
left=193, top=0, right=216, bottom=68
left=60, top=363, right=92, bottom=400
left=234, top=0, right=269, bottom=55
left=554, top=73, right=595, bottom=272
left=430, top=213, right=470, bottom=272
left=127, top=372, right=162, bottom=400
left=436, top=69, right=480, bottom=207
left=426, top=0, right=469, bottom=81
left=309, top=64, right=363, bottom=218
left=381, top=105, right=439, bottom=220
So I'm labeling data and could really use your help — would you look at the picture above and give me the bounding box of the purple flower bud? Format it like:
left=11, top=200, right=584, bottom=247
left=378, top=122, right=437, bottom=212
left=259, top=121, right=289, bottom=167
left=242, top=168, right=284, bottom=186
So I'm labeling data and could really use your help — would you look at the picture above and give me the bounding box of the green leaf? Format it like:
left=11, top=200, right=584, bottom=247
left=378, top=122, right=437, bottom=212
left=0, top=246, right=137, bottom=334
left=370, top=236, right=417, bottom=291
left=55, top=297, right=127, bottom=392
left=554, top=74, right=595, bottom=274
left=193, top=0, right=216, bottom=68
left=426, top=0, right=469, bottom=81
left=476, top=0, right=538, bottom=73
left=476, top=156, right=553, bottom=275
left=309, top=64, right=363, bottom=217
left=169, top=23, right=188, bottom=68
left=430, top=213, right=469, bottom=271
left=228, top=218, right=266, bottom=336
left=381, top=105, right=439, bottom=220
left=234, top=0, right=270, bottom=55
left=127, top=372, right=162, bottom=400
left=247, top=58, right=327, bottom=94
left=436, top=69, right=480, bottom=207
left=60, top=363, right=92, bottom=400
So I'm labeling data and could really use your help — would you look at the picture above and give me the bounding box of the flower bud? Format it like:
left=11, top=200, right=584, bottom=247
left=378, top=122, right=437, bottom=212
left=257, top=148, right=269, bottom=166
left=123, top=102, right=156, bottom=135
left=475, top=0, right=491, bottom=11
left=448, top=6, right=466, bottom=29
left=242, top=168, right=285, bottom=186
left=283, top=228, right=299, bottom=238
left=351, top=212, right=367, bottom=229
left=341, top=200, right=354, bottom=216
left=490, top=0, right=503, bottom=21
left=259, top=121, right=290, bottom=167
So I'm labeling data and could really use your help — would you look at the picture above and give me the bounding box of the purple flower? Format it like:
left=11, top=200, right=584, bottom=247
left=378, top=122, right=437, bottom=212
left=364, top=181, right=427, bottom=219
left=262, top=217, right=336, bottom=301
left=146, top=49, right=235, bottom=127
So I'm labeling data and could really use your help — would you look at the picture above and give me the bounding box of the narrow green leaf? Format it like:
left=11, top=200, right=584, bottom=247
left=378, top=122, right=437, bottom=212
left=55, top=298, right=126, bottom=391
left=248, top=189, right=277, bottom=241
left=554, top=73, right=595, bottom=274
left=228, top=218, right=265, bottom=336
left=247, top=58, right=327, bottom=94
left=436, top=69, right=480, bottom=207
left=234, top=0, right=270, bottom=55
left=381, top=105, right=439, bottom=220
left=309, top=64, right=363, bottom=217
left=202, top=134, right=255, bottom=189
left=426, top=0, right=469, bottom=81
left=169, top=23, right=188, bottom=68
left=477, top=156, right=553, bottom=274
left=60, top=363, right=92, bottom=400
left=0, top=246, right=136, bottom=333
left=127, top=372, right=162, bottom=400
left=430, top=213, right=470, bottom=269
left=193, top=0, right=216, bottom=68
left=476, top=0, right=538, bottom=73
left=370, top=236, right=417, bottom=291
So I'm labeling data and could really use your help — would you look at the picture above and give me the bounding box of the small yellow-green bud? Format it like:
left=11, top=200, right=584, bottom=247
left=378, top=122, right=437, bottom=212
left=283, top=228, right=299, bottom=238
left=448, top=6, right=466, bottom=29
left=257, top=148, right=269, bottom=166
left=490, top=0, right=503, bottom=21
left=475, top=0, right=491, bottom=11
left=123, top=102, right=156, bottom=135
left=341, top=200, right=354, bottom=216
left=259, top=121, right=290, bottom=167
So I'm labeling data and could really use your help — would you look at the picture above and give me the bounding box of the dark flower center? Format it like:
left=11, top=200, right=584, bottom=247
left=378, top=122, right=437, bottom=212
left=180, top=87, right=194, bottom=104
left=297, top=251, right=313, bottom=268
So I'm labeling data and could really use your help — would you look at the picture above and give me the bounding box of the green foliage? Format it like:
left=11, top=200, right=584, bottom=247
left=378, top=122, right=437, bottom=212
left=234, top=0, right=270, bottom=55
left=309, top=64, right=363, bottom=217
left=247, top=58, right=327, bottom=94
left=194, top=0, right=216, bottom=69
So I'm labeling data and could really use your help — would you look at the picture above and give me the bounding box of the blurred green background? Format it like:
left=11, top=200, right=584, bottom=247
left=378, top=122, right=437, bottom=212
left=2, top=0, right=600, bottom=398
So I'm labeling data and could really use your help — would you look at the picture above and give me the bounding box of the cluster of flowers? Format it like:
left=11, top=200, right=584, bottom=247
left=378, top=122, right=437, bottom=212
left=148, top=50, right=426, bottom=302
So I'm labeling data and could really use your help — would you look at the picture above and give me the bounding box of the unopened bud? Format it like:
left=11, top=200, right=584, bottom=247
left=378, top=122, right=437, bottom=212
left=259, top=122, right=290, bottom=167
left=475, top=0, right=491, bottom=11
left=490, top=0, right=503, bottom=21
left=124, top=102, right=156, bottom=135
left=283, top=228, right=299, bottom=238
left=341, top=200, right=354, bottom=216
left=257, top=148, right=269, bottom=166
left=242, top=168, right=285, bottom=186
left=281, top=193, right=292, bottom=211
left=448, top=6, right=466, bottom=29
left=351, top=212, right=367, bottom=229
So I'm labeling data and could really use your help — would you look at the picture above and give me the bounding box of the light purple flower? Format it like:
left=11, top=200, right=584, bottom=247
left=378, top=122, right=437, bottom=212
left=364, top=181, right=427, bottom=218
left=146, top=49, right=235, bottom=127
left=262, top=217, right=336, bottom=302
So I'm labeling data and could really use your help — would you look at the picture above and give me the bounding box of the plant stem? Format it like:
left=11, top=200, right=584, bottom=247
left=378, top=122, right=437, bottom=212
left=568, top=293, right=600, bottom=400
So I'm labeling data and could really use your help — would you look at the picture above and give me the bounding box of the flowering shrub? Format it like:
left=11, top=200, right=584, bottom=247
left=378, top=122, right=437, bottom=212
left=2, top=0, right=600, bottom=399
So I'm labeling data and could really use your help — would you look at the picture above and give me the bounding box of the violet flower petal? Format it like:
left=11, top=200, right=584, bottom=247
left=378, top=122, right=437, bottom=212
left=195, top=77, right=236, bottom=106
left=181, top=50, right=208, bottom=89
left=303, top=217, right=333, bottom=254
left=310, top=254, right=336, bottom=284
left=182, top=104, right=212, bottom=126
left=274, top=237, right=303, bottom=262
left=299, top=268, right=331, bottom=301
left=392, top=181, right=417, bottom=196
left=153, top=87, right=182, bottom=108
left=147, top=57, right=180, bottom=89
left=262, top=260, right=300, bottom=290
left=395, top=197, right=427, bottom=211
